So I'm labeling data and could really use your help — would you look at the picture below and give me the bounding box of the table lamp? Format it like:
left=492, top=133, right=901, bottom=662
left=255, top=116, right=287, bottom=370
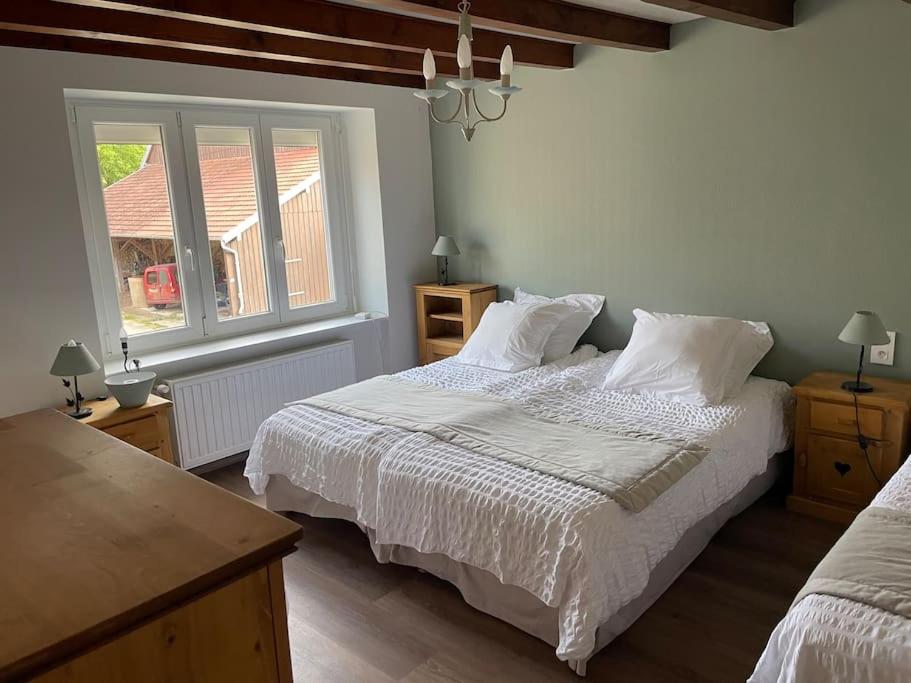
left=50, top=340, right=101, bottom=418
left=432, top=236, right=461, bottom=286
left=838, top=311, right=889, bottom=393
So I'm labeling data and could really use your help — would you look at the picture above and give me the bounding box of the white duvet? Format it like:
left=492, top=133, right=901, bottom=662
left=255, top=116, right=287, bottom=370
left=245, top=349, right=792, bottom=662
left=749, top=460, right=911, bottom=683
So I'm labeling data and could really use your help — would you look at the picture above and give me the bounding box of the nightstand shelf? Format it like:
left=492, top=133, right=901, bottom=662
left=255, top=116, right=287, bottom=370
left=427, top=334, right=464, bottom=346
left=414, top=282, right=497, bottom=364
left=787, top=371, right=911, bottom=524
left=428, top=312, right=465, bottom=323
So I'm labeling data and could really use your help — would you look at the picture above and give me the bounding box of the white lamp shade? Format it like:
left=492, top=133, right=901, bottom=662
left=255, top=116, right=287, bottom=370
left=838, top=311, right=890, bottom=346
left=500, top=45, right=513, bottom=76
left=457, top=34, right=472, bottom=69
left=431, top=235, right=461, bottom=257
left=422, top=49, right=436, bottom=81
left=50, top=340, right=101, bottom=377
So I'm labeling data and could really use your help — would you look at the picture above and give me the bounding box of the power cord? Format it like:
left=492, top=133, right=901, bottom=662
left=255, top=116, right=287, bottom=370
left=852, top=390, right=882, bottom=487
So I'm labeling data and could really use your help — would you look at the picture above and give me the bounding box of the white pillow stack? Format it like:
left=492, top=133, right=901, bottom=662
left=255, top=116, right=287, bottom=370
left=601, top=309, right=773, bottom=406
left=514, top=288, right=605, bottom=363
left=455, top=300, right=574, bottom=373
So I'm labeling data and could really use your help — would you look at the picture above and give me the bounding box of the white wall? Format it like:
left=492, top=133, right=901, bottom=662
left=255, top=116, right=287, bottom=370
left=0, top=46, right=436, bottom=417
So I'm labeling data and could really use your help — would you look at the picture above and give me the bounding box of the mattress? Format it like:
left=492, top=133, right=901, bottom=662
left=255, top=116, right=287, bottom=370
left=749, top=459, right=911, bottom=683
left=245, top=348, right=792, bottom=663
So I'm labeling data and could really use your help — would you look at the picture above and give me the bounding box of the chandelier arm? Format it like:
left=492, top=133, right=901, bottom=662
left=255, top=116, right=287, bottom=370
left=470, top=89, right=508, bottom=125
left=428, top=90, right=466, bottom=125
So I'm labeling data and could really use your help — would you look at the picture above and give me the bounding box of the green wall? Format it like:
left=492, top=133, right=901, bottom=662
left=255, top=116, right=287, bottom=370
left=430, top=0, right=911, bottom=384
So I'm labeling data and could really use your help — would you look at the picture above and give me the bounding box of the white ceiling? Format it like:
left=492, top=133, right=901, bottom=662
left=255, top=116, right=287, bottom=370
left=569, top=0, right=698, bottom=24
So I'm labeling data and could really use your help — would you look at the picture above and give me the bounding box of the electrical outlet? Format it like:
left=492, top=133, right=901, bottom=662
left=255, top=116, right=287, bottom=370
left=871, top=331, right=896, bottom=366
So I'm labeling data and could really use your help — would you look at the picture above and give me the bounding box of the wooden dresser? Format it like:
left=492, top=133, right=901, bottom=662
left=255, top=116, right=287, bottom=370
left=414, top=282, right=497, bottom=364
left=70, top=394, right=175, bottom=465
left=0, top=409, right=302, bottom=682
left=788, top=371, right=911, bottom=524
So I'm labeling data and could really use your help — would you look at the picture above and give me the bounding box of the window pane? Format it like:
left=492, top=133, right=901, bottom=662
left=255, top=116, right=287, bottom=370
left=272, top=129, right=333, bottom=309
left=94, top=124, right=187, bottom=336
left=194, top=127, right=270, bottom=320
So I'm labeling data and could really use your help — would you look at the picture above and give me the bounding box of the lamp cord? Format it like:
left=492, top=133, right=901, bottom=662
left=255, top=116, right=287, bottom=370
left=852, top=389, right=882, bottom=487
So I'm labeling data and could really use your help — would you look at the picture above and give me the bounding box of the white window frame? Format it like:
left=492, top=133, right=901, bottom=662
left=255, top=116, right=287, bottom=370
left=73, top=104, right=206, bottom=355
left=180, top=110, right=282, bottom=336
left=260, top=113, right=351, bottom=323
left=69, top=98, right=354, bottom=360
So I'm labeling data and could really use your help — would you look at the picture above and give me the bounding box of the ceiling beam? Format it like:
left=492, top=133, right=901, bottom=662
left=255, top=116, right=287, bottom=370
left=55, top=0, right=575, bottom=68
left=0, top=29, right=426, bottom=88
left=357, top=0, right=669, bottom=51
left=0, top=1, right=501, bottom=78
left=641, top=0, right=794, bottom=30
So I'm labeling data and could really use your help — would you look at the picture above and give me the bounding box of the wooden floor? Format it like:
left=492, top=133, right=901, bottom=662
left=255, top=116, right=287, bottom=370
left=203, top=462, right=844, bottom=683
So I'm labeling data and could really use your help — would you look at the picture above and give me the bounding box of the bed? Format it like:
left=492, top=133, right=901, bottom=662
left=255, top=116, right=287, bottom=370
left=245, top=348, right=792, bottom=675
left=749, top=458, right=911, bottom=683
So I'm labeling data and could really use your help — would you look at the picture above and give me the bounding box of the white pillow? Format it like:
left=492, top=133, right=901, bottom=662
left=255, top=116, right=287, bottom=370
left=636, top=310, right=774, bottom=399
left=455, top=300, right=572, bottom=373
left=601, top=309, right=770, bottom=406
left=722, top=319, right=774, bottom=399
left=514, top=288, right=605, bottom=363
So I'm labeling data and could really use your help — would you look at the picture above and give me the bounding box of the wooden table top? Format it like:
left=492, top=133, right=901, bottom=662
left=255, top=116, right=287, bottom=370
left=0, top=409, right=302, bottom=679
left=413, top=282, right=497, bottom=294
left=795, top=371, right=911, bottom=409
left=73, top=392, right=172, bottom=428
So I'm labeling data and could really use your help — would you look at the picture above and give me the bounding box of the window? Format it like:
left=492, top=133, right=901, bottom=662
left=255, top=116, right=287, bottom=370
left=71, top=102, right=351, bottom=356
left=270, top=128, right=334, bottom=310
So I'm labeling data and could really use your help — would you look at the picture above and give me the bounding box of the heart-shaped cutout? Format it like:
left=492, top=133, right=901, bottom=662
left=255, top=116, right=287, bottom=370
left=834, top=461, right=852, bottom=477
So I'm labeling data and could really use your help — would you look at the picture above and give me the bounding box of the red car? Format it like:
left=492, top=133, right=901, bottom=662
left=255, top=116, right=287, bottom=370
left=143, top=263, right=181, bottom=309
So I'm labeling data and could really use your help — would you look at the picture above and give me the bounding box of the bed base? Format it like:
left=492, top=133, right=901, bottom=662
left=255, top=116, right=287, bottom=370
left=265, top=453, right=784, bottom=677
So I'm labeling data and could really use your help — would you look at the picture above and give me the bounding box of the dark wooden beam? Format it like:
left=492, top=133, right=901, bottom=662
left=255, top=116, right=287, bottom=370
left=56, top=0, right=576, bottom=68
left=0, top=1, right=500, bottom=78
left=642, top=0, right=794, bottom=30
left=0, top=29, right=426, bottom=87
left=358, top=0, right=669, bottom=51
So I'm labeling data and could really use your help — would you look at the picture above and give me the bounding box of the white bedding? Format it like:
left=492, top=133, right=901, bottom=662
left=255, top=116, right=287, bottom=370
left=749, top=460, right=911, bottom=683
left=245, top=349, right=792, bottom=662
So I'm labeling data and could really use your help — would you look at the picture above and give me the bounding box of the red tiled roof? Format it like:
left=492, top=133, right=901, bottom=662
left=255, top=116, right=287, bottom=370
left=103, top=146, right=320, bottom=240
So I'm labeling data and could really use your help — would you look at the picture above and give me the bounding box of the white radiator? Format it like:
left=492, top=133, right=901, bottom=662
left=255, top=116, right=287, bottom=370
left=163, top=340, right=356, bottom=470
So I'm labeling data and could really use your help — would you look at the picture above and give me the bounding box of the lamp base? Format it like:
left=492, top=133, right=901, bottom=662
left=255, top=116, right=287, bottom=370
left=65, top=407, right=93, bottom=419
left=841, top=380, right=874, bottom=393
left=437, top=281, right=459, bottom=287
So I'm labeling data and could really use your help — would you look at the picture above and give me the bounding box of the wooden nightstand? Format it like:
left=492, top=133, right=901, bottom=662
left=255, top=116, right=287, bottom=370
left=414, top=282, right=497, bottom=364
left=788, top=371, right=911, bottom=524
left=61, top=394, right=175, bottom=465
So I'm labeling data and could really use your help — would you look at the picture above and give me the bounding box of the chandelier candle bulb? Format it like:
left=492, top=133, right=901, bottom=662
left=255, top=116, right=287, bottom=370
left=500, top=45, right=513, bottom=87
left=422, top=49, right=436, bottom=86
left=457, top=34, right=472, bottom=78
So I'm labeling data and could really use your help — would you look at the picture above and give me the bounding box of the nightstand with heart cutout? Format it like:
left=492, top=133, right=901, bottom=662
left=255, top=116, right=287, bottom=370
left=788, top=371, right=911, bottom=524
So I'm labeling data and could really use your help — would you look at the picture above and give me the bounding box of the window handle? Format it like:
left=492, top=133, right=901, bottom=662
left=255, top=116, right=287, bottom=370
left=183, top=246, right=195, bottom=272
left=275, top=238, right=286, bottom=261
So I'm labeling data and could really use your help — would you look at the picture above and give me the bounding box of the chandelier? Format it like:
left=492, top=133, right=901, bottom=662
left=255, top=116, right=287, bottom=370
left=413, top=1, right=521, bottom=142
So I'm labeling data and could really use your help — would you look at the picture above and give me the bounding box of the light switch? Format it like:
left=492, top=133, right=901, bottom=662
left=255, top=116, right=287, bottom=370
left=871, top=331, right=896, bottom=366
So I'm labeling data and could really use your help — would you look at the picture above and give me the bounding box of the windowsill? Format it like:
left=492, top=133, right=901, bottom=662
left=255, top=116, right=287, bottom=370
left=103, top=313, right=383, bottom=377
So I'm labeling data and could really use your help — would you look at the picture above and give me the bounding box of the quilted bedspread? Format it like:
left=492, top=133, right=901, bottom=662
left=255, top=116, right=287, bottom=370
left=246, top=348, right=792, bottom=661
left=750, top=460, right=911, bottom=683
